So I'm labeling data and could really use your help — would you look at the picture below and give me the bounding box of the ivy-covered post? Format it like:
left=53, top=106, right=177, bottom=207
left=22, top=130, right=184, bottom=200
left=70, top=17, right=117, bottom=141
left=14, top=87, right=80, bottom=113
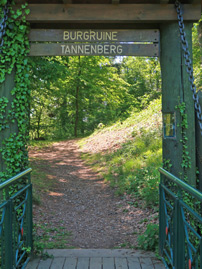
left=160, top=23, right=196, bottom=186
left=0, top=70, right=18, bottom=174
left=0, top=2, right=30, bottom=182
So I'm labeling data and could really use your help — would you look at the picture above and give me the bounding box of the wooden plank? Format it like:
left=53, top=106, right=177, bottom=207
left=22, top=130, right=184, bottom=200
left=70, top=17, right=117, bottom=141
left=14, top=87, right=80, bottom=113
left=77, top=258, right=89, bottom=269
left=25, top=258, right=40, bottom=269
left=63, top=0, right=73, bottom=3
left=14, top=4, right=201, bottom=23
left=103, top=258, right=114, bottom=269
left=127, top=257, right=141, bottom=269
left=153, top=260, right=165, bottom=269
left=112, top=0, right=120, bottom=3
left=89, top=257, right=102, bottom=269
left=29, top=29, right=159, bottom=42
left=37, top=259, right=53, bottom=269
left=115, top=257, right=128, bottom=269
left=139, top=258, right=154, bottom=269
left=63, top=257, right=77, bottom=269
left=29, top=43, right=159, bottom=57
left=51, top=257, right=65, bottom=269
left=159, top=0, right=169, bottom=3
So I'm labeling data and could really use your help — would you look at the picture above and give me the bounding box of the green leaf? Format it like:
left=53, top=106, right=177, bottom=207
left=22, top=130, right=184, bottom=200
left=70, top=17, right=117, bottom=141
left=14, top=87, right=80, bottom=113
left=25, top=9, right=30, bottom=15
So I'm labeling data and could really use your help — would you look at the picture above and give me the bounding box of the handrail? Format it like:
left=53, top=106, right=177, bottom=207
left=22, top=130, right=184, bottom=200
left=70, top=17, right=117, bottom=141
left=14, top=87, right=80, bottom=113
left=159, top=167, right=202, bottom=201
left=0, top=168, right=32, bottom=191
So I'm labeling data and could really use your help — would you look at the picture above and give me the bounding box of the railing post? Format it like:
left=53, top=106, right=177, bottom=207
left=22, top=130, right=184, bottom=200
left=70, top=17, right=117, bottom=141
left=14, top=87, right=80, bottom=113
left=4, top=200, right=13, bottom=269
left=174, top=198, right=185, bottom=269
left=26, top=182, right=33, bottom=251
left=159, top=183, right=166, bottom=255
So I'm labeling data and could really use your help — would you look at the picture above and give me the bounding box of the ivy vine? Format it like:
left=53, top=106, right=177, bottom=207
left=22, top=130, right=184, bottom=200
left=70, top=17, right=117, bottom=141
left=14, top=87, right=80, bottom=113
left=0, top=1, right=30, bottom=182
left=175, top=102, right=191, bottom=182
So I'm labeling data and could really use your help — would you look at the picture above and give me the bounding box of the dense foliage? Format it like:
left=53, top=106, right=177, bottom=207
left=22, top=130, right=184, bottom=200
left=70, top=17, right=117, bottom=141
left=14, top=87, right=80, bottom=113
left=29, top=56, right=161, bottom=140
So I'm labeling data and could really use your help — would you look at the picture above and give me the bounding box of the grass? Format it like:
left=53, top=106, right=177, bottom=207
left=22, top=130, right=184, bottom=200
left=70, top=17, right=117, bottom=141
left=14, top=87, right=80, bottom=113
left=30, top=159, right=57, bottom=205
left=33, top=223, right=74, bottom=255
left=80, top=98, right=162, bottom=208
left=28, top=139, right=58, bottom=150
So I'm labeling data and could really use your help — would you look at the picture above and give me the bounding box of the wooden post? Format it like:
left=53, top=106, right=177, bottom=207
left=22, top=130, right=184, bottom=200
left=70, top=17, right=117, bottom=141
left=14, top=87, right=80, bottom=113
left=0, top=70, right=18, bottom=174
left=160, top=23, right=196, bottom=185
left=196, top=91, right=202, bottom=191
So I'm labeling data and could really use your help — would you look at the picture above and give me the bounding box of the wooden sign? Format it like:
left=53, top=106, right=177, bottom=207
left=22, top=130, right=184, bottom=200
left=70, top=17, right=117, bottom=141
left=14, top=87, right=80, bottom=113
left=29, top=29, right=159, bottom=57
left=29, top=43, right=159, bottom=57
left=29, top=29, right=159, bottom=43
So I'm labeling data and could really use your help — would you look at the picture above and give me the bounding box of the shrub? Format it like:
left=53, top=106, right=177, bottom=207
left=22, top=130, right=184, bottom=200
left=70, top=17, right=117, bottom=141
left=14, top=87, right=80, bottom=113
left=137, top=223, right=159, bottom=251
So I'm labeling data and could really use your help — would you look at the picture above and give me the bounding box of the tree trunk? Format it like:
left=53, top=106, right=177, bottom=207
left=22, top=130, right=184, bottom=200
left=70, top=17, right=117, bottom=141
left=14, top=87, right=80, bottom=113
left=74, top=56, right=81, bottom=137
left=36, top=107, right=43, bottom=139
left=198, top=21, right=202, bottom=63
left=74, top=85, right=79, bottom=137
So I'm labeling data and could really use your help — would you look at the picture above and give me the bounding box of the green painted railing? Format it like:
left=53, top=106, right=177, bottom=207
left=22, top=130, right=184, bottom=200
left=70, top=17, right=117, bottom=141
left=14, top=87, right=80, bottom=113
left=0, top=168, right=32, bottom=269
left=159, top=167, right=202, bottom=269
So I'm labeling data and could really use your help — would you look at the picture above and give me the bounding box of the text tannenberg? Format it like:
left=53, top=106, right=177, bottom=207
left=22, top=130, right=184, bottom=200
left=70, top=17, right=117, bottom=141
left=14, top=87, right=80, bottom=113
left=61, top=30, right=123, bottom=55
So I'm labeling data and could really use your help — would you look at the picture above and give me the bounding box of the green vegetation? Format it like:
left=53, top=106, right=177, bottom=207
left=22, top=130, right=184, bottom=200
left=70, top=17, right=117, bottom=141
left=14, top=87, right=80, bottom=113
left=33, top=223, right=73, bottom=256
left=81, top=98, right=162, bottom=207
left=29, top=139, right=58, bottom=149
left=30, top=159, right=55, bottom=205
left=137, top=223, right=159, bottom=252
left=29, top=56, right=161, bottom=140
left=80, top=99, right=162, bottom=252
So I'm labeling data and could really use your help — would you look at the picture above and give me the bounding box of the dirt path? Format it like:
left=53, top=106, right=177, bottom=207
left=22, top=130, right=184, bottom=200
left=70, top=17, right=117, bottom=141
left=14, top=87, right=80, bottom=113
left=29, top=140, right=157, bottom=249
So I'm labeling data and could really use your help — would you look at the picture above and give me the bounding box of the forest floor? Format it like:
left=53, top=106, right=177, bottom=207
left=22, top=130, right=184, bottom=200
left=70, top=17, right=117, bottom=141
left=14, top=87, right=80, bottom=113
left=29, top=139, right=158, bottom=250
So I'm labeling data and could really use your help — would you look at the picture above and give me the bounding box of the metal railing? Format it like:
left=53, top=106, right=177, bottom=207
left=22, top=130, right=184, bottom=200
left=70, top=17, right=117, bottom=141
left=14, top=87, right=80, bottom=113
left=0, top=168, right=32, bottom=269
left=159, top=168, right=202, bottom=268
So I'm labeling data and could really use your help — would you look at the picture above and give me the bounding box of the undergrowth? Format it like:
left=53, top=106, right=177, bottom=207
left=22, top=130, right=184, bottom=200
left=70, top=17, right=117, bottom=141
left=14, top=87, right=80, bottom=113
left=80, top=98, right=162, bottom=207
left=28, top=139, right=60, bottom=149
left=33, top=223, right=73, bottom=256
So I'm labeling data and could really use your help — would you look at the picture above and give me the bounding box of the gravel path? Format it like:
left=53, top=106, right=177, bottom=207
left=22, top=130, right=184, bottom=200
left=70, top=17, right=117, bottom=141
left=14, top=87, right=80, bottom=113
left=29, top=140, right=158, bottom=249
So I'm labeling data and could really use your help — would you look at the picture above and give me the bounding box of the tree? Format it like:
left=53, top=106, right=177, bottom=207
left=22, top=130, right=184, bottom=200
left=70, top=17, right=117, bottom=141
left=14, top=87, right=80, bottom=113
left=29, top=56, right=129, bottom=138
left=121, top=57, right=161, bottom=110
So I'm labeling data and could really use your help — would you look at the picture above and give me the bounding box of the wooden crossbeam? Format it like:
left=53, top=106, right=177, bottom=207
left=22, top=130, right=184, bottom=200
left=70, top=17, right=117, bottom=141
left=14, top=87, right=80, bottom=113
left=112, top=0, right=120, bottom=4
left=63, top=0, right=73, bottom=3
left=159, top=0, right=169, bottom=3
left=14, top=4, right=201, bottom=23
